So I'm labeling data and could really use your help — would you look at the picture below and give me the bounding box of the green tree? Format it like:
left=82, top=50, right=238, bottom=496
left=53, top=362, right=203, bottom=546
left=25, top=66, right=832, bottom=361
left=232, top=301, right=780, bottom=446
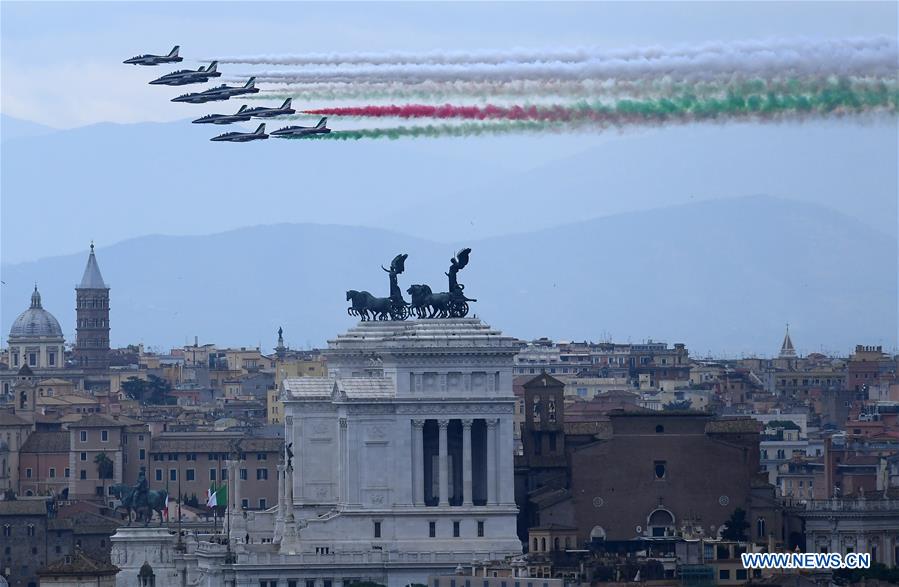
left=721, top=507, right=750, bottom=541
left=95, top=452, right=114, bottom=501
left=663, top=399, right=693, bottom=411
left=121, top=376, right=147, bottom=402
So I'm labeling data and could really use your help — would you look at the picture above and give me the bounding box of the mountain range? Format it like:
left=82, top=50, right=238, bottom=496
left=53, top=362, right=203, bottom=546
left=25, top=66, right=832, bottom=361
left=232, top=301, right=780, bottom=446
left=2, top=195, right=895, bottom=356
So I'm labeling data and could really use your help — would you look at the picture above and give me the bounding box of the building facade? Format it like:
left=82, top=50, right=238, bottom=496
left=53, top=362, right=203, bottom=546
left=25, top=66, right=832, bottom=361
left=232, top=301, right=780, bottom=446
left=74, top=244, right=111, bottom=372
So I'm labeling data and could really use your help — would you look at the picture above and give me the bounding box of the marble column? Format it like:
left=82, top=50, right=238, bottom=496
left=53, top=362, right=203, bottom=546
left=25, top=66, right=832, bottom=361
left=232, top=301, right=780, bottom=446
left=462, top=419, right=473, bottom=507
left=412, top=420, right=425, bottom=506
left=486, top=418, right=498, bottom=505
left=438, top=419, right=449, bottom=507
left=339, top=418, right=348, bottom=504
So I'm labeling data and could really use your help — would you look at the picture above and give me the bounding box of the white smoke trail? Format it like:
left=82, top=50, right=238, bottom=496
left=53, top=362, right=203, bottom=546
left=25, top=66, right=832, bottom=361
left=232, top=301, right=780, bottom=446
left=212, top=36, right=894, bottom=67
left=232, top=39, right=898, bottom=84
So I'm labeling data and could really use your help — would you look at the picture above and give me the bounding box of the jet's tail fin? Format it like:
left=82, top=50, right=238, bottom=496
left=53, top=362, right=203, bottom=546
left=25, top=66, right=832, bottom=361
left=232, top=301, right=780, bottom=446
left=237, top=105, right=248, bottom=113
left=169, top=46, right=180, bottom=57
left=282, top=98, right=292, bottom=109
left=207, top=61, right=218, bottom=73
left=316, top=117, right=327, bottom=129
left=255, top=123, right=266, bottom=134
left=245, top=77, right=256, bottom=88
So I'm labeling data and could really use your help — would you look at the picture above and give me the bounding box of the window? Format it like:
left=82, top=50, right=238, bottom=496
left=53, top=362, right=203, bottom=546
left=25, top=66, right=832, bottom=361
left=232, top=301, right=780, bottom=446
left=49, top=468, right=56, bottom=478
left=453, top=521, right=461, bottom=537
left=80, top=451, right=87, bottom=461
left=477, top=521, right=485, bottom=537
left=2, top=525, right=9, bottom=537
left=240, top=469, right=248, bottom=480
left=80, top=431, right=87, bottom=442
left=170, top=469, right=177, bottom=482
left=49, top=352, right=56, bottom=366
left=374, top=521, right=382, bottom=538
left=29, top=353, right=36, bottom=366
left=259, top=498, right=267, bottom=509
left=186, top=469, right=195, bottom=481
left=64, top=468, right=70, bottom=478
left=241, top=499, right=249, bottom=509
left=25, top=468, right=32, bottom=478
left=257, top=453, right=267, bottom=460
left=736, top=569, right=747, bottom=580
left=210, top=469, right=217, bottom=481
left=655, top=425, right=664, bottom=433
left=719, top=570, right=730, bottom=580
left=155, top=469, right=162, bottom=481
left=256, top=468, right=268, bottom=480
left=654, top=460, right=667, bottom=479
left=27, top=524, right=35, bottom=537
left=306, top=581, right=315, bottom=587
left=429, top=521, right=436, bottom=537
left=139, top=449, right=145, bottom=460
left=80, top=470, right=87, bottom=479
left=101, top=430, right=109, bottom=442
left=757, top=517, right=766, bottom=538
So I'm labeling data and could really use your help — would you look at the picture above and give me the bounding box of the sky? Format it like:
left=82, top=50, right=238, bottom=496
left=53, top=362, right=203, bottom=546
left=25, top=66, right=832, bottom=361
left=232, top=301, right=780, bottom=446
left=1, top=1, right=897, bottom=353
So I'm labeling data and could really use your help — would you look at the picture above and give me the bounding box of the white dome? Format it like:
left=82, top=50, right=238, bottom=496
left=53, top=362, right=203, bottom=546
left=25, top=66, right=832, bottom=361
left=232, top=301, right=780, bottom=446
left=8, top=287, right=64, bottom=340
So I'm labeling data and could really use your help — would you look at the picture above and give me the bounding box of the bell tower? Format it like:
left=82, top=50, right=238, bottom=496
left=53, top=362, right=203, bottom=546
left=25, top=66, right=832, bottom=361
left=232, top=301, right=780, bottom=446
left=75, top=243, right=111, bottom=371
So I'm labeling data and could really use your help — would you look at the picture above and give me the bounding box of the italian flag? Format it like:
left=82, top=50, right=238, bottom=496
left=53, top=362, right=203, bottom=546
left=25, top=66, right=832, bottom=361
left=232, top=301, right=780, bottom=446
left=206, top=483, right=228, bottom=508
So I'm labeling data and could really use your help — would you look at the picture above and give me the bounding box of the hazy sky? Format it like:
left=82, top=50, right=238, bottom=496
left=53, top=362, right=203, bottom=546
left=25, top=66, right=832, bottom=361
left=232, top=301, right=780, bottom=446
left=2, top=2, right=897, bottom=128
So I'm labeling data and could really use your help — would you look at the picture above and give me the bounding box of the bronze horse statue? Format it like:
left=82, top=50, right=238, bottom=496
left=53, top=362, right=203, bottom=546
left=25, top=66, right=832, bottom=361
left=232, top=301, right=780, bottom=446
left=110, top=483, right=168, bottom=526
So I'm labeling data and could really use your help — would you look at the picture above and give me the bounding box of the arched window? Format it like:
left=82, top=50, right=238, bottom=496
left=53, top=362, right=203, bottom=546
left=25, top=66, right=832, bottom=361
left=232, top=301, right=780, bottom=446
left=757, top=517, right=766, bottom=538
left=648, top=509, right=675, bottom=537
left=533, top=537, right=538, bottom=552
left=541, top=537, right=546, bottom=551
left=553, top=537, right=560, bottom=551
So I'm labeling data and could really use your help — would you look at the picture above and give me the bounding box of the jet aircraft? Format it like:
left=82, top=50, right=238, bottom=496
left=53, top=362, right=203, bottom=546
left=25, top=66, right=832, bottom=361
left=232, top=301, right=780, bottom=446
left=270, top=117, right=331, bottom=137
left=210, top=123, right=269, bottom=142
left=171, top=78, right=259, bottom=103
left=124, top=46, right=183, bottom=66
left=192, top=105, right=253, bottom=125
left=149, top=62, right=221, bottom=86
left=241, top=99, right=296, bottom=118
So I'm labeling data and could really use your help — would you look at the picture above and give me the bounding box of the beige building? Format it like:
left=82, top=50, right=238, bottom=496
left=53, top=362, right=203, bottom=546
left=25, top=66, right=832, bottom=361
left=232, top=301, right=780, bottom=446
left=148, top=431, right=282, bottom=510
left=267, top=354, right=327, bottom=424
left=67, top=414, right=150, bottom=502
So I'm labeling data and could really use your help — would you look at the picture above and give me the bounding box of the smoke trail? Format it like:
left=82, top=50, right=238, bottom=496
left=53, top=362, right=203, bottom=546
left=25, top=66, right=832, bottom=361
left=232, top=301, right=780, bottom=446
left=214, top=36, right=894, bottom=66
left=278, top=121, right=568, bottom=140
left=299, top=83, right=899, bottom=122
left=235, top=40, right=898, bottom=84
left=245, top=77, right=898, bottom=103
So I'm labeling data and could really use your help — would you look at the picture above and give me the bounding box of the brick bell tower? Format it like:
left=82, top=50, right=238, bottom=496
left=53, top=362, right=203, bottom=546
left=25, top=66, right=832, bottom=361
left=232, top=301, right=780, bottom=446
left=75, top=243, right=110, bottom=371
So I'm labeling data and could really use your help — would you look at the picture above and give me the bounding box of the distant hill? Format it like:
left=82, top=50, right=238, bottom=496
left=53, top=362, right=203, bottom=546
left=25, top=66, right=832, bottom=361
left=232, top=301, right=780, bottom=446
left=1, top=114, right=58, bottom=141
left=1, top=195, right=895, bottom=356
left=1, top=114, right=895, bottom=264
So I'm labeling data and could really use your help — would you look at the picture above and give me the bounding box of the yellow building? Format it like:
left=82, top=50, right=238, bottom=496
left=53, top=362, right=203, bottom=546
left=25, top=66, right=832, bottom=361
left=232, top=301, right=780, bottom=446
left=267, top=354, right=327, bottom=424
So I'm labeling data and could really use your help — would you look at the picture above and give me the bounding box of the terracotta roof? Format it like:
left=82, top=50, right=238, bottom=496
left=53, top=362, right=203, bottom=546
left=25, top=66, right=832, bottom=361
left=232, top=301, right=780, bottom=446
left=20, top=431, right=70, bottom=453
left=0, top=411, right=31, bottom=426
left=68, top=413, right=126, bottom=428
left=37, top=550, right=118, bottom=577
left=0, top=499, right=49, bottom=515
left=151, top=433, right=282, bottom=453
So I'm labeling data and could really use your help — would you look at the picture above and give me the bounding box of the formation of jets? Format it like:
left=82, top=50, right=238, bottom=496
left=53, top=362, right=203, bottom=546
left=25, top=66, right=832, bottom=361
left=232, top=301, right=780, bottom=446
left=125, top=45, right=333, bottom=142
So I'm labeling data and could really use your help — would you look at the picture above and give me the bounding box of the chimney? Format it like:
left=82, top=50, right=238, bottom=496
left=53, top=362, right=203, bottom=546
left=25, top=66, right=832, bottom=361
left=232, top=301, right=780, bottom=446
left=194, top=336, right=199, bottom=347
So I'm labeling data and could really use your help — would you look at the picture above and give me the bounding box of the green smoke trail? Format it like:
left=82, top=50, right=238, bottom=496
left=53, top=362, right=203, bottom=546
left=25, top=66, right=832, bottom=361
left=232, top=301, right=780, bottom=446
left=247, top=76, right=898, bottom=104
left=279, top=120, right=569, bottom=140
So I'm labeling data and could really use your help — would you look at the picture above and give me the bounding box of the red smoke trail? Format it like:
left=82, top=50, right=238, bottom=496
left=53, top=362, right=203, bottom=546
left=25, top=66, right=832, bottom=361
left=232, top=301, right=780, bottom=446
left=302, top=104, right=593, bottom=121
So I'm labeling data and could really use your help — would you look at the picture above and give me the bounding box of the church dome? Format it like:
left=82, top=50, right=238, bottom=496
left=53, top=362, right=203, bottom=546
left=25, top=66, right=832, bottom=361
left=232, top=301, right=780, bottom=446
left=9, top=286, right=64, bottom=340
